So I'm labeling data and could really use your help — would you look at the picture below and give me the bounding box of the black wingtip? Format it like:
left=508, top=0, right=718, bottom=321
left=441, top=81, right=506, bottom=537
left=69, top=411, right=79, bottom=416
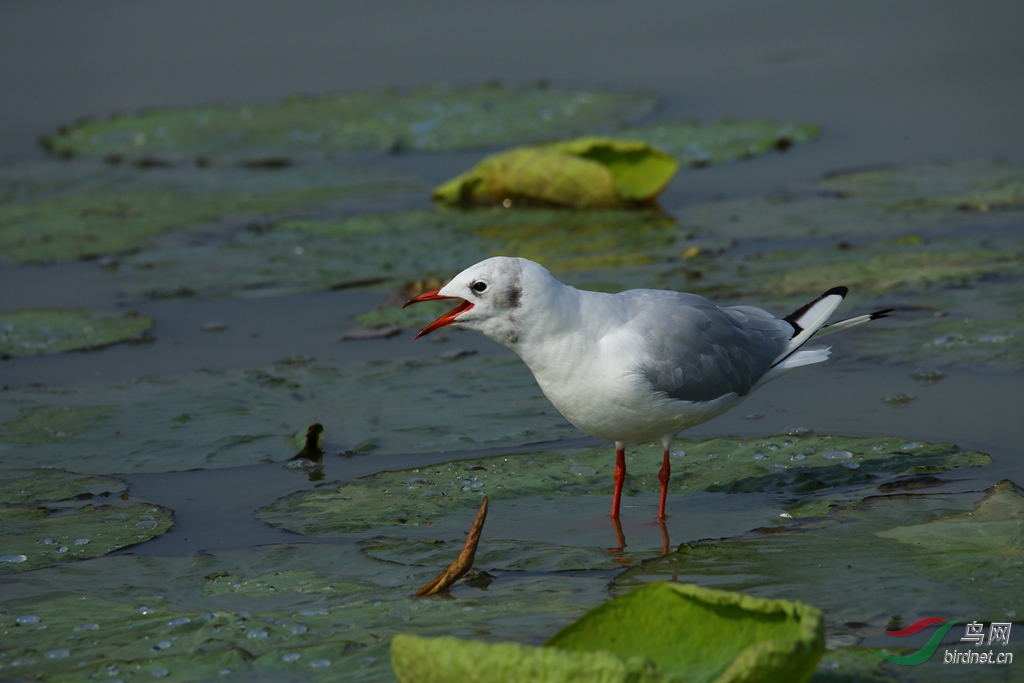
left=869, top=308, right=895, bottom=321
left=824, top=285, right=849, bottom=298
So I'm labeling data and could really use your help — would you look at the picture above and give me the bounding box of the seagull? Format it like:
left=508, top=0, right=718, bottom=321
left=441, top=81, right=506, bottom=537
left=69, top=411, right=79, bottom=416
left=404, top=257, right=891, bottom=520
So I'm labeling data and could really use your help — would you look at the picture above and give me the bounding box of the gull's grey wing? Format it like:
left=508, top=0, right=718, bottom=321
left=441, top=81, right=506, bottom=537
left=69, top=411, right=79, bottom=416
left=621, top=291, right=794, bottom=403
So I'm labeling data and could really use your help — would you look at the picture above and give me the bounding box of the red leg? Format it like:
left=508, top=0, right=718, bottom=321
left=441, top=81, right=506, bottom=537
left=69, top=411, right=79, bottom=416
left=657, top=448, right=670, bottom=520
left=657, top=518, right=670, bottom=556
left=609, top=515, right=626, bottom=553
left=611, top=443, right=626, bottom=518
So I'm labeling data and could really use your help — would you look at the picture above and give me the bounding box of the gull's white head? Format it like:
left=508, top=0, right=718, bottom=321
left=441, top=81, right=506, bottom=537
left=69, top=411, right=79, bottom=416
left=404, top=256, right=555, bottom=345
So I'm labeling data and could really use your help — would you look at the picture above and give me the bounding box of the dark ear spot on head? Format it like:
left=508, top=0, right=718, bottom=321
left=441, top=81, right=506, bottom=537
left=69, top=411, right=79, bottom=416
left=504, top=285, right=522, bottom=309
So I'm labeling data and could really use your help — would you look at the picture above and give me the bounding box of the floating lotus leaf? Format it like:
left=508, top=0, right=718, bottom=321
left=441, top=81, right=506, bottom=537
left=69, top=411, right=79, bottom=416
left=876, top=480, right=1024, bottom=580
left=0, top=542, right=598, bottom=682
left=0, top=404, right=112, bottom=446
left=0, top=352, right=564, bottom=473
left=392, top=583, right=823, bottom=683
left=202, top=569, right=367, bottom=599
left=363, top=537, right=634, bottom=573
left=682, top=161, right=1024, bottom=240
left=0, top=469, right=173, bottom=574
left=433, top=138, right=679, bottom=208
left=617, top=484, right=1023, bottom=631
left=0, top=309, right=151, bottom=357
left=823, top=162, right=1024, bottom=213
left=257, top=435, right=989, bottom=536
left=845, top=281, right=1024, bottom=367
left=0, top=161, right=419, bottom=263
left=41, top=85, right=660, bottom=160
left=104, top=207, right=676, bottom=299
left=621, top=119, right=820, bottom=166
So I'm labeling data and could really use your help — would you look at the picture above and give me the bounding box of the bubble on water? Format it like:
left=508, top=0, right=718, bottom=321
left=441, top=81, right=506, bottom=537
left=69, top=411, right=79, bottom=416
left=74, top=623, right=99, bottom=631
left=74, top=538, right=90, bottom=546
left=300, top=608, right=327, bottom=617
left=768, top=444, right=779, bottom=451
left=1, top=554, right=27, bottom=564
left=1006, top=610, right=1017, bottom=618
left=151, top=669, right=169, bottom=678
left=138, top=606, right=155, bottom=615
left=670, top=450, right=686, bottom=458
left=290, top=624, right=308, bottom=634
left=782, top=440, right=793, bottom=447
left=900, top=442, right=920, bottom=451
left=152, top=641, right=172, bottom=651
left=166, top=617, right=191, bottom=627
left=57, top=546, right=69, bottom=553
left=822, top=450, right=853, bottom=461
left=282, top=653, right=301, bottom=662
left=841, top=462, right=861, bottom=469
left=785, top=425, right=813, bottom=436
left=419, top=490, right=442, bottom=498
left=358, top=657, right=377, bottom=667
left=752, top=453, right=769, bottom=461
left=44, top=649, right=70, bottom=660
left=17, top=615, right=40, bottom=625
left=136, top=521, right=159, bottom=530
left=568, top=464, right=596, bottom=477
left=41, top=538, right=57, bottom=545
left=219, top=669, right=232, bottom=676
left=791, top=454, right=806, bottom=461
left=247, top=630, right=269, bottom=639
left=309, top=659, right=331, bottom=668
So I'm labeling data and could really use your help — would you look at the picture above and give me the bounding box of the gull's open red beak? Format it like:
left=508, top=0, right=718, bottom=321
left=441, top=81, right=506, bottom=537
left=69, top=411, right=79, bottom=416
left=403, top=289, right=474, bottom=339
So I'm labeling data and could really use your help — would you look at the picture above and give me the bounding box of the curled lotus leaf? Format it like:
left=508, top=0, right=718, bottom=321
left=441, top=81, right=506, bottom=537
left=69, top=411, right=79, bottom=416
left=0, top=309, right=152, bottom=357
left=392, top=583, right=824, bottom=683
left=41, top=85, right=660, bottom=160
left=433, top=137, right=679, bottom=209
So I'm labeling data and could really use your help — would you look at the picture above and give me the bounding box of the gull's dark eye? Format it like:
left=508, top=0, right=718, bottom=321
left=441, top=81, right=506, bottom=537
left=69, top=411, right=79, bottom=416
left=471, top=281, right=488, bottom=293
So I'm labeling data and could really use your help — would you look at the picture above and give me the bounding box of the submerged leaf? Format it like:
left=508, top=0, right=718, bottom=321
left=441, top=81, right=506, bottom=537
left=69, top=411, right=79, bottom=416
left=434, top=137, right=678, bottom=208
left=0, top=309, right=151, bottom=357
left=621, top=119, right=820, bottom=166
left=0, top=469, right=173, bottom=574
left=0, top=161, right=418, bottom=263
left=42, top=85, right=660, bottom=160
left=257, top=435, right=989, bottom=536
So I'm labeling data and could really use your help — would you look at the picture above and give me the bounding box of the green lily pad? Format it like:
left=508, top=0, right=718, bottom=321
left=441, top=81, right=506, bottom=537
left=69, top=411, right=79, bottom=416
left=0, top=309, right=152, bottom=357
left=105, top=207, right=678, bottom=299
left=844, top=281, right=1024, bottom=367
left=681, top=161, right=1024, bottom=240
left=392, top=583, right=824, bottom=683
left=0, top=469, right=173, bottom=574
left=256, top=435, right=989, bottom=536
left=0, top=352, right=564, bottom=473
left=621, top=119, right=820, bottom=166
left=433, top=137, right=679, bottom=208
left=0, top=541, right=601, bottom=682
left=548, top=583, right=824, bottom=683
left=392, top=633, right=682, bottom=683
left=876, top=479, right=1024, bottom=580
left=0, top=161, right=420, bottom=263
left=616, top=484, right=1023, bottom=628
left=42, top=85, right=660, bottom=160
left=363, top=536, right=635, bottom=574
left=202, top=569, right=366, bottom=599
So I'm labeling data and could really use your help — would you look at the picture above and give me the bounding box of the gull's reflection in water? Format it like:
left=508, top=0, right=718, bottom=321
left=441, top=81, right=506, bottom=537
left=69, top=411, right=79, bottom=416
left=608, top=516, right=671, bottom=557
